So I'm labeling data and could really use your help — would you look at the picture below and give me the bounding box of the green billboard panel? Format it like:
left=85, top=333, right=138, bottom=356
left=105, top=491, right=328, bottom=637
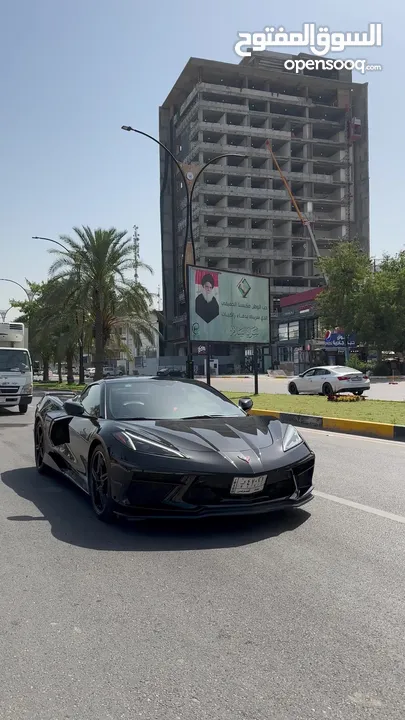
left=188, top=266, right=270, bottom=344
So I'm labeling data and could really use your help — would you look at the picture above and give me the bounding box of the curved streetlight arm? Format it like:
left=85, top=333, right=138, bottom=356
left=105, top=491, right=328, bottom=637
left=121, top=124, right=192, bottom=296
left=0, top=278, right=32, bottom=300
left=121, top=126, right=190, bottom=197
left=189, top=154, right=248, bottom=248
left=0, top=307, right=11, bottom=321
left=32, top=235, right=68, bottom=252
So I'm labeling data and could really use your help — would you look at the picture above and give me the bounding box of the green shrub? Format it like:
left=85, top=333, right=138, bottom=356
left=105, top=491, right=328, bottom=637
left=370, top=361, right=391, bottom=376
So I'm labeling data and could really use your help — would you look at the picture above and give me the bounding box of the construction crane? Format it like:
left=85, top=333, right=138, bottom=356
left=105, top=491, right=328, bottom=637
left=265, top=139, right=327, bottom=284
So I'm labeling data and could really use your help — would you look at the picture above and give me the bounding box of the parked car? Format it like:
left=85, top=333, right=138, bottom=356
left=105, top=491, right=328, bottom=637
left=288, top=365, right=371, bottom=396
left=33, top=377, right=315, bottom=521
left=156, top=367, right=186, bottom=378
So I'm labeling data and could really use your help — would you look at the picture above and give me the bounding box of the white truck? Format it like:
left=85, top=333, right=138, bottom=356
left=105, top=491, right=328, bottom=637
left=0, top=322, right=33, bottom=414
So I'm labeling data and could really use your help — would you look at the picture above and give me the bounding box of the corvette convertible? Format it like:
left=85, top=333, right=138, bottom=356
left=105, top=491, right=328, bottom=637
left=34, top=377, right=315, bottom=522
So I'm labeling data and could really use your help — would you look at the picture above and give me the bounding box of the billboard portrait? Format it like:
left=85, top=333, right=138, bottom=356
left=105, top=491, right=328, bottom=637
left=188, top=266, right=270, bottom=344
left=194, top=270, right=220, bottom=324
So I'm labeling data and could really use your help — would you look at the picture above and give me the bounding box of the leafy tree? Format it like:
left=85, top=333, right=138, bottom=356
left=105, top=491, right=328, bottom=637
left=11, top=281, right=59, bottom=381
left=356, top=253, right=405, bottom=359
left=316, top=241, right=372, bottom=339
left=48, top=226, right=157, bottom=380
left=11, top=279, right=82, bottom=383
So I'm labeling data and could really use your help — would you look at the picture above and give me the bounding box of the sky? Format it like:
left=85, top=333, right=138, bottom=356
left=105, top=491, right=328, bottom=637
left=0, top=0, right=400, bottom=320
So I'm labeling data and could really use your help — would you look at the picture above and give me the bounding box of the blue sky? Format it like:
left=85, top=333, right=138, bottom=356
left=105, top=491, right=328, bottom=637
left=0, top=0, right=399, bottom=319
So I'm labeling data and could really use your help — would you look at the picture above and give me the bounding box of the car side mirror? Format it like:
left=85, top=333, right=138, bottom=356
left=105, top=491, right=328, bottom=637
left=238, top=397, right=253, bottom=412
left=63, top=400, right=85, bottom=417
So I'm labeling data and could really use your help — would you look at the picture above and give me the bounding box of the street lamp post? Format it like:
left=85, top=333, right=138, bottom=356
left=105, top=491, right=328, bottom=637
left=32, top=236, right=85, bottom=384
left=0, top=307, right=11, bottom=322
left=121, top=125, right=246, bottom=377
left=0, top=278, right=34, bottom=301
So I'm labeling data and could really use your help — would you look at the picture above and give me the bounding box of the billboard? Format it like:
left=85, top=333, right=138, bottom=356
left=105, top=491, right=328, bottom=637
left=188, top=266, right=270, bottom=344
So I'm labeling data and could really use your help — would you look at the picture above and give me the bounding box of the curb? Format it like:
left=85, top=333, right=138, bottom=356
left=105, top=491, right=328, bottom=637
left=249, top=408, right=405, bottom=442
left=33, top=390, right=77, bottom=398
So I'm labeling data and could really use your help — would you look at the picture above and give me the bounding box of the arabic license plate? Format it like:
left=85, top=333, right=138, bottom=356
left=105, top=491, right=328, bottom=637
left=230, top=475, right=267, bottom=495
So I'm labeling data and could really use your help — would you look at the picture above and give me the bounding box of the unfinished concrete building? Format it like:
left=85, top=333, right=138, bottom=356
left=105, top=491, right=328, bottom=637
left=159, top=51, right=369, bottom=357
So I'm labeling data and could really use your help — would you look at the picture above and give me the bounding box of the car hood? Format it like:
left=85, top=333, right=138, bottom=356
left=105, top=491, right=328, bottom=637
left=115, top=415, right=279, bottom=454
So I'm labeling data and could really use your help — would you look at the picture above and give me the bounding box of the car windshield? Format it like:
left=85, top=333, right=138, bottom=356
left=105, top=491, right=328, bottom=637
left=0, top=349, right=31, bottom=372
left=107, top=379, right=245, bottom=420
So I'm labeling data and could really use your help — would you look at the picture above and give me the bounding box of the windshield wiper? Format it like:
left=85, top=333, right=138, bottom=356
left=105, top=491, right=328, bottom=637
left=115, top=417, right=156, bottom=421
left=181, top=414, right=227, bottom=420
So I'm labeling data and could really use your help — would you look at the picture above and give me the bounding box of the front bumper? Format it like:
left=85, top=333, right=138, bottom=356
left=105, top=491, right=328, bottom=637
left=0, top=394, right=32, bottom=407
left=110, top=454, right=315, bottom=520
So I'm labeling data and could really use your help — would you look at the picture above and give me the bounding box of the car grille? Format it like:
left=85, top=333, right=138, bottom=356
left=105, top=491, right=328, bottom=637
left=0, top=386, right=19, bottom=394
left=183, top=468, right=296, bottom=506
left=127, top=473, right=182, bottom=507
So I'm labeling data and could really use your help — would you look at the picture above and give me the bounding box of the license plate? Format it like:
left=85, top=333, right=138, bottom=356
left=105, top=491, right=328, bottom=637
left=230, top=475, right=267, bottom=495
left=350, top=376, right=362, bottom=381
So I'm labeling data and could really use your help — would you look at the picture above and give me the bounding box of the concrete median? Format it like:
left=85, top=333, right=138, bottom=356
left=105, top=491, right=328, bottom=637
left=249, top=407, right=405, bottom=441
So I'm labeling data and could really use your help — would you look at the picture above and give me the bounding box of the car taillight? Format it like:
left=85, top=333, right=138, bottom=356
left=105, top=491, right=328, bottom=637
left=363, top=376, right=369, bottom=380
left=338, top=376, right=349, bottom=381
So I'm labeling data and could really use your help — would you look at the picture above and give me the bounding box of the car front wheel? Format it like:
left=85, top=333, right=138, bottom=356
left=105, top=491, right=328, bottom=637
left=34, top=421, right=49, bottom=474
left=19, top=403, right=28, bottom=414
left=288, top=382, right=299, bottom=395
left=88, top=446, right=116, bottom=522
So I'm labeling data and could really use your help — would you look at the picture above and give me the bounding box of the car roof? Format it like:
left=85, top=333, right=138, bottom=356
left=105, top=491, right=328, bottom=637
left=101, top=376, right=192, bottom=384
left=307, top=365, right=354, bottom=371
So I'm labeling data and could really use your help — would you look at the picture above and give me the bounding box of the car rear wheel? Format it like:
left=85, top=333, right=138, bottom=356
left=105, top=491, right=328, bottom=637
left=288, top=382, right=299, bottom=395
left=89, top=446, right=116, bottom=523
left=353, top=390, right=364, bottom=396
left=35, top=421, right=49, bottom=474
left=322, top=382, right=333, bottom=396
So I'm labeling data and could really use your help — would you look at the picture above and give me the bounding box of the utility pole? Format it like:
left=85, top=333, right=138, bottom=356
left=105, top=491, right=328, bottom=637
left=133, top=225, right=140, bottom=283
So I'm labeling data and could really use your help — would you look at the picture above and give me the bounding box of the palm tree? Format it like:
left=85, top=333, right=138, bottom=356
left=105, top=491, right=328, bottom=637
left=48, top=226, right=156, bottom=380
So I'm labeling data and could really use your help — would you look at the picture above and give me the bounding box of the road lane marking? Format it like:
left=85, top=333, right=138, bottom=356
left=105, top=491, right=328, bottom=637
left=314, top=490, right=405, bottom=525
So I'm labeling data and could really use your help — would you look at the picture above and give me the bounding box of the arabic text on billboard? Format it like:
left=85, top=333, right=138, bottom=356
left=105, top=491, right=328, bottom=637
left=324, top=331, right=356, bottom=347
left=188, top=267, right=270, bottom=344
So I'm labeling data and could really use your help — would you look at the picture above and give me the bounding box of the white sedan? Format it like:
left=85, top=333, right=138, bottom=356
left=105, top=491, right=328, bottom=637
left=288, top=365, right=371, bottom=396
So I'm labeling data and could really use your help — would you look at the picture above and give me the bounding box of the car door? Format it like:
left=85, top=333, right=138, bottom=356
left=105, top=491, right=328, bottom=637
left=299, top=368, right=316, bottom=392
left=312, top=368, right=333, bottom=393
left=67, top=384, right=102, bottom=487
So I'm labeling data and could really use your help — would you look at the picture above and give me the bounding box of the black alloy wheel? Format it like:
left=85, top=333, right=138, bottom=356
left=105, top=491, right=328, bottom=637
left=89, top=447, right=115, bottom=522
left=288, top=382, right=299, bottom=395
left=322, top=382, right=333, bottom=396
left=35, top=422, right=48, bottom=474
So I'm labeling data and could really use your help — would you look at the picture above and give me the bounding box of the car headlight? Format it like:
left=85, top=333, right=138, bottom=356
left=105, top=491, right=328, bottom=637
left=282, top=424, right=303, bottom=452
left=21, top=383, right=32, bottom=394
left=113, top=431, right=186, bottom=458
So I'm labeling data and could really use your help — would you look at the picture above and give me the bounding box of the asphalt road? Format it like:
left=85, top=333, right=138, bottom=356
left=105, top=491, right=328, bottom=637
left=1, top=403, right=405, bottom=719
left=210, top=375, right=405, bottom=401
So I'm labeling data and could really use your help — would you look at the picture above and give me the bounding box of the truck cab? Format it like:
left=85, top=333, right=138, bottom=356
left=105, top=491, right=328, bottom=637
left=0, top=322, right=33, bottom=414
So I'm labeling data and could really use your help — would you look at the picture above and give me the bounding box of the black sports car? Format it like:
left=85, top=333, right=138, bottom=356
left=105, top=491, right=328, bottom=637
left=34, top=377, right=315, bottom=522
